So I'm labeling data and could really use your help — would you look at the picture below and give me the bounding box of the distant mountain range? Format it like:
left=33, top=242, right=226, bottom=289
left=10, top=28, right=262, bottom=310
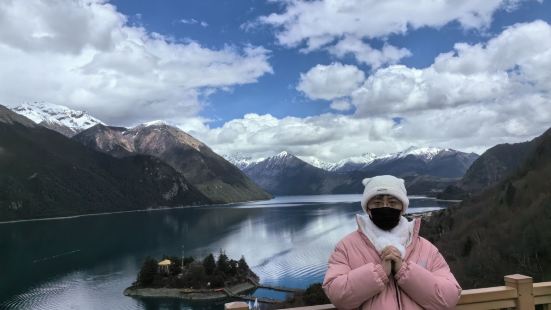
left=226, top=151, right=331, bottom=196
left=339, top=147, right=477, bottom=178
left=225, top=147, right=478, bottom=195
left=228, top=147, right=477, bottom=176
left=225, top=148, right=478, bottom=196
left=422, top=126, right=551, bottom=289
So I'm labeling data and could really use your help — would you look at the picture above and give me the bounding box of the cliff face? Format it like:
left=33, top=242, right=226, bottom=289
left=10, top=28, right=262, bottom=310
left=0, top=105, right=210, bottom=221
left=421, top=127, right=551, bottom=289
left=74, top=124, right=271, bottom=203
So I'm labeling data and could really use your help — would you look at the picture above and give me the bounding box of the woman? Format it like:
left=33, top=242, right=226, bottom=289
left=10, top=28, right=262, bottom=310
left=323, top=175, right=461, bottom=310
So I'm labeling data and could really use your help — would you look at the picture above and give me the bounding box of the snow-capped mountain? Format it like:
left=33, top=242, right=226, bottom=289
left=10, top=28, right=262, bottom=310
left=323, top=152, right=378, bottom=172
left=11, top=102, right=104, bottom=137
left=232, top=151, right=330, bottom=195
left=281, top=147, right=457, bottom=172
left=377, top=146, right=448, bottom=162
left=226, top=147, right=479, bottom=195
left=260, top=151, right=302, bottom=170
left=143, top=119, right=169, bottom=127
left=0, top=104, right=211, bottom=221
left=301, top=153, right=376, bottom=172
left=364, top=147, right=479, bottom=178
left=223, top=153, right=265, bottom=170
left=304, top=147, right=471, bottom=173
left=300, top=156, right=335, bottom=171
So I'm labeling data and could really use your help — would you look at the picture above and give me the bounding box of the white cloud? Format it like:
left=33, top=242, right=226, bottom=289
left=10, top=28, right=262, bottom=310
left=0, top=0, right=272, bottom=126
left=351, top=20, right=551, bottom=116
left=328, top=36, right=411, bottom=69
left=194, top=20, right=551, bottom=162
left=179, top=18, right=209, bottom=27
left=330, top=99, right=353, bottom=111
left=260, top=0, right=518, bottom=50
left=393, top=93, right=551, bottom=152
left=192, top=113, right=400, bottom=161
left=297, top=63, right=365, bottom=100
left=195, top=92, right=550, bottom=162
left=351, top=65, right=510, bottom=115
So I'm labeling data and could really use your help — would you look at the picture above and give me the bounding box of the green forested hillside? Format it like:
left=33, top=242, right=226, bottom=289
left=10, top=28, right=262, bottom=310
left=0, top=106, right=210, bottom=221
left=438, top=139, right=537, bottom=200
left=421, top=128, right=551, bottom=288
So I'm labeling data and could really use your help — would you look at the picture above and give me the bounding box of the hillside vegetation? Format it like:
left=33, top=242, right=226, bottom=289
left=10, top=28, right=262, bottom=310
left=421, top=128, right=551, bottom=288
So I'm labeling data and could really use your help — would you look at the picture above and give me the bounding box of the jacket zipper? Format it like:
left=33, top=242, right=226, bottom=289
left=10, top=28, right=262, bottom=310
left=393, top=277, right=402, bottom=309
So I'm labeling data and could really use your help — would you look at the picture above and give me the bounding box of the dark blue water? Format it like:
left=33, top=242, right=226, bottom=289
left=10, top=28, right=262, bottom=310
left=0, top=195, right=456, bottom=309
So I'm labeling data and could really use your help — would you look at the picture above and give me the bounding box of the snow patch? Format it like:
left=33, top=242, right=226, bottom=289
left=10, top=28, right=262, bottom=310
left=223, top=153, right=265, bottom=170
left=11, top=101, right=104, bottom=134
left=143, top=120, right=169, bottom=127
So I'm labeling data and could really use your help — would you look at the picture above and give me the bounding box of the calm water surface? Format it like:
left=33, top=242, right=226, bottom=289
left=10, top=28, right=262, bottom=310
left=0, top=195, right=456, bottom=310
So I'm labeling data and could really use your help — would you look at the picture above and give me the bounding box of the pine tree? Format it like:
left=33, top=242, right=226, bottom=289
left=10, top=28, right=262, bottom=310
left=137, top=257, right=158, bottom=286
left=238, top=256, right=249, bottom=273
left=228, top=259, right=238, bottom=276
left=203, top=253, right=216, bottom=275
left=216, top=250, right=230, bottom=274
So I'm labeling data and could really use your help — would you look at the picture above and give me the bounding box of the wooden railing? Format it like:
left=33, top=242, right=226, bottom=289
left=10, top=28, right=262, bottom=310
left=225, top=274, right=551, bottom=310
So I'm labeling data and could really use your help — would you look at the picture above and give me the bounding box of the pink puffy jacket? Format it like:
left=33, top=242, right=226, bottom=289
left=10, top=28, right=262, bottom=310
left=323, top=218, right=461, bottom=310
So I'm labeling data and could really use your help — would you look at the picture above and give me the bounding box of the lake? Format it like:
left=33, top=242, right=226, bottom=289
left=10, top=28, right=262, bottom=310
left=0, top=195, right=457, bottom=309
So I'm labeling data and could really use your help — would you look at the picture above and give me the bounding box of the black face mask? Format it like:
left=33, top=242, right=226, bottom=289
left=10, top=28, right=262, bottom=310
left=369, top=207, right=401, bottom=231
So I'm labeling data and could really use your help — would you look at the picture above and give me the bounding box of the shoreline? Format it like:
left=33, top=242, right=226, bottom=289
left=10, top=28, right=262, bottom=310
left=0, top=205, right=201, bottom=225
left=0, top=194, right=460, bottom=225
left=124, top=282, right=257, bottom=301
left=0, top=197, right=270, bottom=225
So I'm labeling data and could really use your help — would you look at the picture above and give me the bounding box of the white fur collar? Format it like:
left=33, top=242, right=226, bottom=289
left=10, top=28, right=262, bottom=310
left=356, top=214, right=415, bottom=258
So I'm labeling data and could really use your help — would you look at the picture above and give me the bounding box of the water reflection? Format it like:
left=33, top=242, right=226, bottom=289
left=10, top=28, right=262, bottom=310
left=0, top=195, right=457, bottom=309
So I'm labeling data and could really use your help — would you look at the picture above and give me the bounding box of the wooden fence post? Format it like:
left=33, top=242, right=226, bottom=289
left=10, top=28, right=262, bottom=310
left=504, top=274, right=534, bottom=310
left=225, top=301, right=250, bottom=310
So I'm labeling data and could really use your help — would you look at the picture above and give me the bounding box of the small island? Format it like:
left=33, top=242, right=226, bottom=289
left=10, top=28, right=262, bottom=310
left=124, top=251, right=260, bottom=301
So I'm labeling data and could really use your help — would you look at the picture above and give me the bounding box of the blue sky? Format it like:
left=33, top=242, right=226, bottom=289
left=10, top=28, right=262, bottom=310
left=111, top=0, right=340, bottom=125
left=1, top=0, right=551, bottom=161
left=111, top=0, right=551, bottom=127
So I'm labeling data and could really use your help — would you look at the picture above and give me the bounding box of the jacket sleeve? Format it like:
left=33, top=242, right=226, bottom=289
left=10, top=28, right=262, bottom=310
left=322, top=241, right=389, bottom=310
left=394, top=243, right=462, bottom=310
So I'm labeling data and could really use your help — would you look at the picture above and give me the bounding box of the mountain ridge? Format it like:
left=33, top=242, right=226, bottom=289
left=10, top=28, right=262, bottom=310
left=227, top=146, right=478, bottom=174
left=73, top=123, right=272, bottom=203
left=438, top=139, right=538, bottom=200
left=225, top=148, right=478, bottom=196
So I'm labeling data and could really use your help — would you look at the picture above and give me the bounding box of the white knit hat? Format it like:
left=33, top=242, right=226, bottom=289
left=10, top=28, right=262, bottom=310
left=360, top=175, right=409, bottom=214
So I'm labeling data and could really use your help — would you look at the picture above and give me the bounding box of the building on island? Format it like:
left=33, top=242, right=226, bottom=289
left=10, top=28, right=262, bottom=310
left=158, top=259, right=171, bottom=273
